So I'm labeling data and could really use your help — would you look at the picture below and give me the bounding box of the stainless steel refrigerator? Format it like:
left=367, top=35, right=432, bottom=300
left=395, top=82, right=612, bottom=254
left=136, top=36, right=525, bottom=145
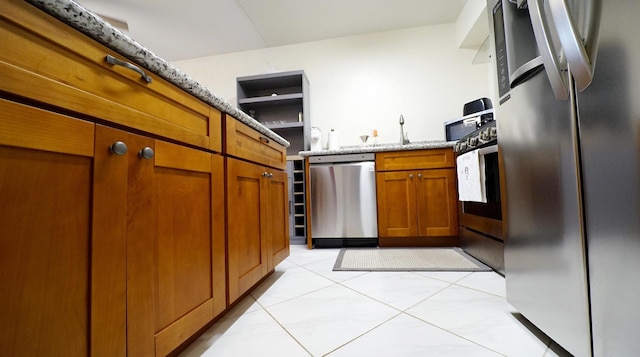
left=488, top=0, right=640, bottom=356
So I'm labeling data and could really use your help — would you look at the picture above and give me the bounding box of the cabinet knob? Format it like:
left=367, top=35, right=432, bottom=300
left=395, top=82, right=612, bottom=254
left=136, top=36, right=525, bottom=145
left=262, top=172, right=269, bottom=177
left=409, top=173, right=414, bottom=179
left=109, top=141, right=128, bottom=156
left=268, top=172, right=273, bottom=178
left=418, top=173, right=423, bottom=178
left=138, top=147, right=154, bottom=160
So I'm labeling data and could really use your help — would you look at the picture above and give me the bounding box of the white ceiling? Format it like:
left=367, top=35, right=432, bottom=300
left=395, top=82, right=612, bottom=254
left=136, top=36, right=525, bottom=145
left=77, top=0, right=469, bottom=61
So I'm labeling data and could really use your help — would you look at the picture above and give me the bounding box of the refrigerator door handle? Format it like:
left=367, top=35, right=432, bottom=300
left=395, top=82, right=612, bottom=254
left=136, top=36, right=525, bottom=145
left=529, top=0, right=569, bottom=100
left=548, top=0, right=601, bottom=91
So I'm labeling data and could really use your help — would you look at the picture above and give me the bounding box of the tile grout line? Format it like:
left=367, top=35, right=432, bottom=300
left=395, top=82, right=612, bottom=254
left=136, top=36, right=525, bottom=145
left=266, top=249, right=510, bottom=356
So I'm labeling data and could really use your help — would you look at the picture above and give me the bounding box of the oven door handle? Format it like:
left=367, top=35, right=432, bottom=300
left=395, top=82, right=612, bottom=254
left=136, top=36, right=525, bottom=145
left=473, top=145, right=498, bottom=156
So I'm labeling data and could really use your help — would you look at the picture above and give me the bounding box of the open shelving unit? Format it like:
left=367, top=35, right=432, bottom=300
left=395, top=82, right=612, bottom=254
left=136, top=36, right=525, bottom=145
left=238, top=70, right=310, bottom=244
left=236, top=70, right=310, bottom=156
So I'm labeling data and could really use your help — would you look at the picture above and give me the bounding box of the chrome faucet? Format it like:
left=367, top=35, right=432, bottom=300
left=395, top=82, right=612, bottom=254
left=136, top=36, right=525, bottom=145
left=399, top=114, right=410, bottom=145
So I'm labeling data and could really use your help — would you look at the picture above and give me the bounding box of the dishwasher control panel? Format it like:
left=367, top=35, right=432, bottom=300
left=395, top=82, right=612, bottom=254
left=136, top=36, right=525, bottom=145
left=308, top=153, right=375, bottom=164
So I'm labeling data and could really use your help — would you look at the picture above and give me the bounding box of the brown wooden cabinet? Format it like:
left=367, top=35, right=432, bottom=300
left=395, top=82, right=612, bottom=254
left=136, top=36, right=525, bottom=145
left=0, top=99, right=96, bottom=357
left=0, top=99, right=226, bottom=356
left=226, top=156, right=289, bottom=304
left=1, top=3, right=226, bottom=355
left=1, top=2, right=289, bottom=355
left=376, top=149, right=458, bottom=246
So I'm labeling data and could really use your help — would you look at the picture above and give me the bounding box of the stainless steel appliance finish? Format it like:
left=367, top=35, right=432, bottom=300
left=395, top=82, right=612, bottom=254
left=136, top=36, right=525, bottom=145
left=309, top=154, right=378, bottom=246
left=454, top=117, right=504, bottom=273
left=489, top=0, right=640, bottom=356
left=444, top=108, right=495, bottom=142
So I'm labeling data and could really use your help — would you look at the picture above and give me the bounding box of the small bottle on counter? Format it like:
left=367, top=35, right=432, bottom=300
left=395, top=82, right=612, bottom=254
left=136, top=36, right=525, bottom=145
left=372, top=129, right=378, bottom=146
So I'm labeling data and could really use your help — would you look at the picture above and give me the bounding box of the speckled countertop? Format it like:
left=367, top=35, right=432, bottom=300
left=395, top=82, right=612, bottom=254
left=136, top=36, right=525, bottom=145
left=299, top=140, right=455, bottom=157
left=25, top=0, right=290, bottom=147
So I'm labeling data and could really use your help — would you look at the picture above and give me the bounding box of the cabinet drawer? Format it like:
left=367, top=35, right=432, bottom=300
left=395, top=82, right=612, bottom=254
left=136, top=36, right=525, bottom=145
left=0, top=1, right=221, bottom=152
left=225, top=115, right=286, bottom=170
left=376, top=149, right=454, bottom=171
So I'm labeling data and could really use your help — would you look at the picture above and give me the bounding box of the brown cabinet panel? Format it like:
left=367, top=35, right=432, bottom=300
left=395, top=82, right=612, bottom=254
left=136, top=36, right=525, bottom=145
left=375, top=148, right=458, bottom=246
left=225, top=115, right=287, bottom=170
left=417, top=169, right=458, bottom=237
left=227, top=158, right=270, bottom=303
left=376, top=171, right=418, bottom=237
left=0, top=147, right=92, bottom=357
left=151, top=138, right=225, bottom=356
left=154, top=167, right=212, bottom=329
left=0, top=100, right=94, bottom=356
left=376, top=149, right=454, bottom=171
left=267, top=169, right=291, bottom=269
left=227, top=157, right=289, bottom=304
left=0, top=0, right=218, bottom=151
left=0, top=102, right=225, bottom=357
left=94, top=125, right=156, bottom=357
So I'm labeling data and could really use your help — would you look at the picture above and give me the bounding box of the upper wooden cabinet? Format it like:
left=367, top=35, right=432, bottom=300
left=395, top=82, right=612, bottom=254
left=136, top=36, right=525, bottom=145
left=376, top=149, right=458, bottom=247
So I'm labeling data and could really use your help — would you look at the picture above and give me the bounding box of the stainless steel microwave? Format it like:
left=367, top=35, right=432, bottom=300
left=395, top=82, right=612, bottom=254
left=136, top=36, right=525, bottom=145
left=444, top=117, right=478, bottom=142
left=444, top=109, right=495, bottom=142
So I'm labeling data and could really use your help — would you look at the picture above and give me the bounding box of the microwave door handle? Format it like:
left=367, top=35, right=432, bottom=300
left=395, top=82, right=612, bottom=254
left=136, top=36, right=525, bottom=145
left=548, top=0, right=601, bottom=91
left=529, top=0, right=569, bottom=100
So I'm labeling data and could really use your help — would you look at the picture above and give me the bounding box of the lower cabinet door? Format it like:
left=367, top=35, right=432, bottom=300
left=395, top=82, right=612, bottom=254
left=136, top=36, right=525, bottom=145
left=226, top=158, right=270, bottom=304
left=151, top=141, right=225, bottom=356
left=267, top=169, right=290, bottom=270
left=376, top=170, right=418, bottom=237
left=0, top=99, right=96, bottom=357
left=96, top=125, right=225, bottom=357
left=416, top=168, right=458, bottom=237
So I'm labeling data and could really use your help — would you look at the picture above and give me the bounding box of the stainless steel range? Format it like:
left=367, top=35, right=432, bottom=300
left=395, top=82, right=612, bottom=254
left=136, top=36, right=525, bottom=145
left=453, top=105, right=505, bottom=274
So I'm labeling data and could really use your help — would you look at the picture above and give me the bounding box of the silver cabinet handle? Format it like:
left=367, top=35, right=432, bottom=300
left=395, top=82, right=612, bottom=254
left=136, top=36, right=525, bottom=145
left=262, top=172, right=269, bottom=177
left=109, top=141, right=128, bottom=155
left=138, top=147, right=154, bottom=160
left=106, top=54, right=152, bottom=83
left=409, top=173, right=414, bottom=179
left=528, top=0, right=569, bottom=100
left=268, top=172, right=273, bottom=178
left=418, top=173, right=423, bottom=178
left=259, top=136, right=270, bottom=144
left=548, top=0, right=600, bottom=91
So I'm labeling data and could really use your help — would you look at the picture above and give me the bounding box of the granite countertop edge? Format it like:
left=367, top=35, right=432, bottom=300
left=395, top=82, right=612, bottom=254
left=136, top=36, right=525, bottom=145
left=299, top=140, right=456, bottom=157
left=25, top=0, right=290, bottom=148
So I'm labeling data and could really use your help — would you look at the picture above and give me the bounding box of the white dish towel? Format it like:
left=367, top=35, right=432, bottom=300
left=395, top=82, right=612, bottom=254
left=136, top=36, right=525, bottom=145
left=456, top=150, right=487, bottom=203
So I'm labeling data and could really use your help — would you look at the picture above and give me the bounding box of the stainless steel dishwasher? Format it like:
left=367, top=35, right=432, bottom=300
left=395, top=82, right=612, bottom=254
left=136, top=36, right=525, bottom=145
left=309, top=153, right=378, bottom=248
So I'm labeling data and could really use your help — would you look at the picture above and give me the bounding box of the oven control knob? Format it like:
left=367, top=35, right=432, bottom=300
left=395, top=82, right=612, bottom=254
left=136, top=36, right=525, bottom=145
left=480, top=128, right=490, bottom=141
left=489, top=127, right=498, bottom=140
left=468, top=136, right=478, bottom=148
left=459, top=142, right=467, bottom=151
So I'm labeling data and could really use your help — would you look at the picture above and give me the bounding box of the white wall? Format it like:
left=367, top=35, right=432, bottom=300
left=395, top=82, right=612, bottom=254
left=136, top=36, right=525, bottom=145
left=175, top=23, right=491, bottom=148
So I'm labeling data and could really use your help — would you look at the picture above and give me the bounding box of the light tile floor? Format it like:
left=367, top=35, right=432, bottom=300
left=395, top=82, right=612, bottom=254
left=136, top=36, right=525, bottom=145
left=179, top=245, right=572, bottom=357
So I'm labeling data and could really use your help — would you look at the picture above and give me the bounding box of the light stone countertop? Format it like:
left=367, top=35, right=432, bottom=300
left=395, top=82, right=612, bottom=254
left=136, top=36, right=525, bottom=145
left=25, top=0, right=290, bottom=147
left=299, top=140, right=455, bottom=157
